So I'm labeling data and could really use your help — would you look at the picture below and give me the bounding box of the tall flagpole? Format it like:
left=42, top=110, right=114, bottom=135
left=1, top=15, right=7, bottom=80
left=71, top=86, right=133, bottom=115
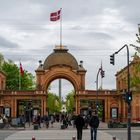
left=59, top=8, right=62, bottom=98
left=60, top=8, right=62, bottom=48
left=59, top=79, right=62, bottom=101
left=19, top=61, right=21, bottom=90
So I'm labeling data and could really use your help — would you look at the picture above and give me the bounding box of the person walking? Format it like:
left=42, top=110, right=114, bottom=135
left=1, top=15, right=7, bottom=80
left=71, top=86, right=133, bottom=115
left=43, top=112, right=49, bottom=128
left=89, top=110, right=99, bottom=140
left=74, top=113, right=85, bottom=140
left=50, top=114, right=54, bottom=127
left=36, top=113, right=41, bottom=128
left=19, top=114, right=26, bottom=128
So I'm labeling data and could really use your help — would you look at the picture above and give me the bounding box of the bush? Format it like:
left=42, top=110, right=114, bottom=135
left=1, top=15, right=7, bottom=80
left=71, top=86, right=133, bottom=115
left=108, top=121, right=127, bottom=128
left=131, top=122, right=140, bottom=127
left=108, top=121, right=140, bottom=128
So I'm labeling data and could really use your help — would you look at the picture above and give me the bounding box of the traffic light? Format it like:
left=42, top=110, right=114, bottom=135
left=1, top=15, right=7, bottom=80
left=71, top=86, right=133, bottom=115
left=122, top=92, right=132, bottom=103
left=126, top=92, right=132, bottom=103
left=96, top=104, right=99, bottom=109
left=110, top=54, right=115, bottom=65
left=122, top=93, right=126, bottom=101
left=101, top=70, right=105, bottom=78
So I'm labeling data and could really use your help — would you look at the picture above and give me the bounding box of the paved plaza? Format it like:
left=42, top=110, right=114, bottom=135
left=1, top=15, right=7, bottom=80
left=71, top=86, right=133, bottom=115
left=4, top=129, right=119, bottom=140
left=2, top=122, right=122, bottom=140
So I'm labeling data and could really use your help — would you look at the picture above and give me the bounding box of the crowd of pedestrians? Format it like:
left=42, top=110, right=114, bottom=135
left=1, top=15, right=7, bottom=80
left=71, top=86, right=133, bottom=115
left=32, top=112, right=74, bottom=129
left=0, top=110, right=100, bottom=140
left=0, top=114, right=11, bottom=128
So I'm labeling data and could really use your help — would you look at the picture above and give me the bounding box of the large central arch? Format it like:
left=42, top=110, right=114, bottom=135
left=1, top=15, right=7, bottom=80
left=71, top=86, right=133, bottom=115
left=43, top=67, right=80, bottom=91
left=35, top=46, right=87, bottom=114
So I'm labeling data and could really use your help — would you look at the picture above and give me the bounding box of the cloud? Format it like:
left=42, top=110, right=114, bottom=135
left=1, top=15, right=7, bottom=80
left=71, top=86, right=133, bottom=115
left=0, top=35, right=19, bottom=48
left=85, top=31, right=114, bottom=40
left=0, top=0, right=139, bottom=93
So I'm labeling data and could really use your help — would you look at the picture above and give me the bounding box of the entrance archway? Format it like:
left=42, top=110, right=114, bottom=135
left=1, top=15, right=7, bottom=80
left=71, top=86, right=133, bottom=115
left=35, top=46, right=87, bottom=114
left=49, top=79, right=74, bottom=100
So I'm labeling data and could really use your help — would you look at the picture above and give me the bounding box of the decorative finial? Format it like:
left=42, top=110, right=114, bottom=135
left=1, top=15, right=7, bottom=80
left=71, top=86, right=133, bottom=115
left=80, top=60, right=83, bottom=67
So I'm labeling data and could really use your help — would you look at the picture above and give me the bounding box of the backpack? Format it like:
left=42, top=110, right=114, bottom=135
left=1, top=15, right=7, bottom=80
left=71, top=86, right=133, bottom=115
left=89, top=116, right=99, bottom=128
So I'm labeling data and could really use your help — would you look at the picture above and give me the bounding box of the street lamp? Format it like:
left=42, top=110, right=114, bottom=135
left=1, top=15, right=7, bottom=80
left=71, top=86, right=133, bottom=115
left=110, top=44, right=131, bottom=140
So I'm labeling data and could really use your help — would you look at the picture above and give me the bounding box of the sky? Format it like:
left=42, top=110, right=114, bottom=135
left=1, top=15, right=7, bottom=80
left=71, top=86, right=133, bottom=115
left=0, top=0, right=140, bottom=97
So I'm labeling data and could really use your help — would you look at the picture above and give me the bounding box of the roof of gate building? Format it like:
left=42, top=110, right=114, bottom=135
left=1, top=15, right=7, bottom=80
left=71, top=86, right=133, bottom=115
left=43, top=46, right=79, bottom=70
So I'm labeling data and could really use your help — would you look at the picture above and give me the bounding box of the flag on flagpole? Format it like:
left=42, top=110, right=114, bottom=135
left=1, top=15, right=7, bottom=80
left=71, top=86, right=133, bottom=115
left=20, top=62, right=24, bottom=76
left=50, top=9, right=61, bottom=21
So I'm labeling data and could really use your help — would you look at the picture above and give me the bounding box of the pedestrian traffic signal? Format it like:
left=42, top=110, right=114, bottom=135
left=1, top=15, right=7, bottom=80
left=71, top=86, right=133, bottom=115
left=110, top=54, right=115, bottom=65
left=101, top=70, right=105, bottom=78
left=126, top=92, right=132, bottom=103
left=122, top=92, right=132, bottom=103
left=96, top=104, right=99, bottom=109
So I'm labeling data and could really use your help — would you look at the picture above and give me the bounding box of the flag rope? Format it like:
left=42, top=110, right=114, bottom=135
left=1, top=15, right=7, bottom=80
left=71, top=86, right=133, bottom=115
left=19, top=61, right=21, bottom=90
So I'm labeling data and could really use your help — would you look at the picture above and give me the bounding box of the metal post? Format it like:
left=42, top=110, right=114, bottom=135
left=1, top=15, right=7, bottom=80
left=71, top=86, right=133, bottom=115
left=112, top=136, right=116, bottom=140
left=72, top=136, right=76, bottom=140
left=32, top=136, right=36, bottom=140
left=28, top=100, right=32, bottom=127
left=96, top=68, right=101, bottom=112
left=59, top=79, right=62, bottom=101
left=115, top=44, right=131, bottom=140
left=126, top=45, right=131, bottom=140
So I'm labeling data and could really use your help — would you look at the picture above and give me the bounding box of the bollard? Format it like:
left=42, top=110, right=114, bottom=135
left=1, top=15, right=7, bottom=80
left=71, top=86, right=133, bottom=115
left=32, top=136, right=36, bottom=140
left=112, top=136, right=116, bottom=140
left=72, top=136, right=76, bottom=140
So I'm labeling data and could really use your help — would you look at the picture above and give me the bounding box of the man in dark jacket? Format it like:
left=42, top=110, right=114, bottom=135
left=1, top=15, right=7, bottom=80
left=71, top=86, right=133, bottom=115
left=74, top=114, right=85, bottom=140
left=89, top=110, right=99, bottom=140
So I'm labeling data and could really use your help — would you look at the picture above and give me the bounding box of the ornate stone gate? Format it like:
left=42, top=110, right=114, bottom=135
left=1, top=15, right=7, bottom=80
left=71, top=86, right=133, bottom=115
left=35, top=46, right=87, bottom=114
left=1, top=45, right=136, bottom=122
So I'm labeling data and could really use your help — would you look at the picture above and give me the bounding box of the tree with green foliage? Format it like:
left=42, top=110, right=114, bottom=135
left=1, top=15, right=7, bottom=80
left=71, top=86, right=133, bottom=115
left=65, top=90, right=75, bottom=113
left=0, top=53, right=4, bottom=69
left=0, top=53, right=35, bottom=90
left=130, top=29, right=140, bottom=90
left=2, top=60, right=19, bottom=90
left=47, top=92, right=62, bottom=114
left=2, top=60, right=35, bottom=90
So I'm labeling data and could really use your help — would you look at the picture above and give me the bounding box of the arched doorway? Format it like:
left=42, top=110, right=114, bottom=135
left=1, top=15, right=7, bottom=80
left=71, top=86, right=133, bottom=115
left=49, top=79, right=74, bottom=101
left=35, top=46, right=87, bottom=114
left=48, top=78, right=74, bottom=113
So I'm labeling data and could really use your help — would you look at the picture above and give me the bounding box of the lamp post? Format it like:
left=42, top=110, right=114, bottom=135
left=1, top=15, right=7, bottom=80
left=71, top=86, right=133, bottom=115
left=110, top=44, right=131, bottom=140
